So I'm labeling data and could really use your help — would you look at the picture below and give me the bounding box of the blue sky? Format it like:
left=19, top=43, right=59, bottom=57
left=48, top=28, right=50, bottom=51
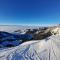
left=0, top=0, right=60, bottom=26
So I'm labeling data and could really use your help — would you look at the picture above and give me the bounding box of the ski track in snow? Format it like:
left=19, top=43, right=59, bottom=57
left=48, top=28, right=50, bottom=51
left=0, top=35, right=60, bottom=60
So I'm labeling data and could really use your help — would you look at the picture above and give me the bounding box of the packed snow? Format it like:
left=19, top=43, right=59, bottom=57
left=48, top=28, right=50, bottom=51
left=0, top=35, right=60, bottom=60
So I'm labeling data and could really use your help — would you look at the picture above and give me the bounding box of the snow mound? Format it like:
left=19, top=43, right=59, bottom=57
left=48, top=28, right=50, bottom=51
left=0, top=35, right=60, bottom=60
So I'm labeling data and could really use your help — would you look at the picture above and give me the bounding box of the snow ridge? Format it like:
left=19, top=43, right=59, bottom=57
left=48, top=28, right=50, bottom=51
left=0, top=35, right=60, bottom=60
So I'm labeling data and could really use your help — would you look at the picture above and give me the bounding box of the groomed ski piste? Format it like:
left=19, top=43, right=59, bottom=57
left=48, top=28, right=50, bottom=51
left=0, top=35, right=60, bottom=60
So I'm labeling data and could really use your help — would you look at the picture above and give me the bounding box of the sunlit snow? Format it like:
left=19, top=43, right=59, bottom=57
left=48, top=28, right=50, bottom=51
left=0, top=35, right=60, bottom=60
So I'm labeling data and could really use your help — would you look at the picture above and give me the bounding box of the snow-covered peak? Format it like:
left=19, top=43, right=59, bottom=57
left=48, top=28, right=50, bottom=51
left=51, top=26, right=60, bottom=35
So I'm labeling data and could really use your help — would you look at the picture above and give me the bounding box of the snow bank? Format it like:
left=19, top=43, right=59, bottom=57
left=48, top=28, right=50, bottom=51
left=0, top=35, right=60, bottom=60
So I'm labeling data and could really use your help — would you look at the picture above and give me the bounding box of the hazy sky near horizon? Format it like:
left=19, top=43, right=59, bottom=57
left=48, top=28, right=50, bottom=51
left=0, top=0, right=60, bottom=26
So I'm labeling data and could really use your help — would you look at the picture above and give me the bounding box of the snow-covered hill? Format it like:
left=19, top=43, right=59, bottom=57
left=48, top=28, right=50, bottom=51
left=0, top=35, right=60, bottom=60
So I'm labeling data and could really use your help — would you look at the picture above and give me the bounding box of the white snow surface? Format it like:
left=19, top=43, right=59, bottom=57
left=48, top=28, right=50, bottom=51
left=51, top=27, right=60, bottom=35
left=0, top=35, right=60, bottom=60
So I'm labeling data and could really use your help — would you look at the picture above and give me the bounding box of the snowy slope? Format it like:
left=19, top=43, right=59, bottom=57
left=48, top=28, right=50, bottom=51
left=0, top=35, right=60, bottom=60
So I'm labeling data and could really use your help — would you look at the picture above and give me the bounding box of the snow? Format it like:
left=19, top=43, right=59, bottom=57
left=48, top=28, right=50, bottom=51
left=0, top=35, right=60, bottom=60
left=0, top=31, right=33, bottom=47
left=51, top=27, right=60, bottom=35
left=1, top=40, right=22, bottom=47
left=20, top=41, right=38, bottom=46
